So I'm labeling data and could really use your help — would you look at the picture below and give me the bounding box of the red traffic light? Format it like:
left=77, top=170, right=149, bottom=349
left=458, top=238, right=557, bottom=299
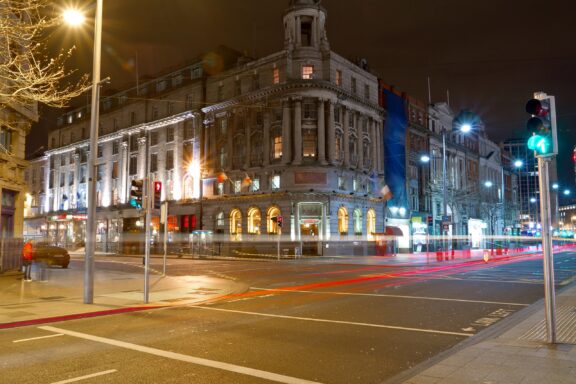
left=526, top=99, right=548, bottom=117
left=154, top=181, right=162, bottom=192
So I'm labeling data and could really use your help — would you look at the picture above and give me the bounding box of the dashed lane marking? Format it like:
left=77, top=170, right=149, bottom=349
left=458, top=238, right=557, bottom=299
left=186, top=306, right=474, bottom=337
left=50, top=369, right=117, bottom=384
left=251, top=288, right=529, bottom=307
left=39, top=326, right=322, bottom=384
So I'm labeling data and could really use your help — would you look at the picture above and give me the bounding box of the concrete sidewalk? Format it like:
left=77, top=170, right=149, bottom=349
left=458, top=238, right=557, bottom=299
left=396, top=284, right=576, bottom=384
left=0, top=261, right=246, bottom=329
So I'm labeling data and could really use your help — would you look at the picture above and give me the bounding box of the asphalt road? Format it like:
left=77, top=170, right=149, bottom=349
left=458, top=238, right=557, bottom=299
left=2, top=251, right=575, bottom=384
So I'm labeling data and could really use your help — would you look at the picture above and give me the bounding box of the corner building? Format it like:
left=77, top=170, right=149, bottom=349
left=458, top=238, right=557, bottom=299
left=39, top=0, right=385, bottom=256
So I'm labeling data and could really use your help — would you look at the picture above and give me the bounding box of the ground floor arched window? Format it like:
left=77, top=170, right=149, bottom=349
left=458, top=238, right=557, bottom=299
left=230, top=209, right=242, bottom=239
left=267, top=206, right=281, bottom=234
left=366, top=208, right=376, bottom=239
left=338, top=206, right=349, bottom=235
left=247, top=207, right=261, bottom=234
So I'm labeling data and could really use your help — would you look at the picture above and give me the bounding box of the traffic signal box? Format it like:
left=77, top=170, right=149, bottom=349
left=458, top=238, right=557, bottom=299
left=129, top=179, right=144, bottom=209
left=526, top=92, right=557, bottom=157
left=271, top=216, right=283, bottom=228
left=153, top=181, right=162, bottom=210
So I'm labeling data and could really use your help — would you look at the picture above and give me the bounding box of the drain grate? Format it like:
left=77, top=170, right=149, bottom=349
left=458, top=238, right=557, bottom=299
left=520, top=305, right=576, bottom=344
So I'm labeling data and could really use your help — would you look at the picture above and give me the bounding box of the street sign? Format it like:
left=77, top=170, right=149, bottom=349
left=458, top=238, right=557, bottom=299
left=442, top=215, right=451, bottom=222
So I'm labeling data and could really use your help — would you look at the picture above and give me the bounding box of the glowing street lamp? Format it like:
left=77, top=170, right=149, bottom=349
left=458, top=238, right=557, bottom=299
left=63, top=2, right=103, bottom=304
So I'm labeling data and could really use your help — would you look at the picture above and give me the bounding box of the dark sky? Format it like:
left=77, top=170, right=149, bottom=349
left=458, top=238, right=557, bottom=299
left=33, top=0, right=576, bottom=185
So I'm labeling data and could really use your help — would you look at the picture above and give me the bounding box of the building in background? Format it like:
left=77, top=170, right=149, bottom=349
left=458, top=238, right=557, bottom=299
left=29, top=0, right=386, bottom=256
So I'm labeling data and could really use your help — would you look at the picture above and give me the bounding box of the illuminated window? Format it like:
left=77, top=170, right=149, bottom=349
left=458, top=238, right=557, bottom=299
left=267, top=206, right=281, bottom=234
left=338, top=176, right=345, bottom=190
left=353, top=209, right=362, bottom=235
left=271, top=175, right=280, bottom=190
left=215, top=212, right=225, bottom=230
left=338, top=207, right=349, bottom=234
left=273, top=135, right=282, bottom=159
left=335, top=70, right=342, bottom=86
left=251, top=178, right=260, bottom=192
left=366, top=209, right=376, bottom=239
left=247, top=207, right=261, bottom=234
left=335, top=132, right=343, bottom=161
left=302, top=65, right=314, bottom=80
left=230, top=209, right=242, bottom=237
left=303, top=129, right=316, bottom=158
left=234, top=180, right=241, bottom=194
left=273, top=68, right=280, bottom=84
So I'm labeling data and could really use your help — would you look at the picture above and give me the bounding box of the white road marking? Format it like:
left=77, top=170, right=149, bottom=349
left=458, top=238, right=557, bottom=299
left=39, top=326, right=322, bottom=384
left=50, top=369, right=117, bottom=384
left=252, top=287, right=529, bottom=307
left=186, top=306, right=474, bottom=337
left=13, top=333, right=64, bottom=343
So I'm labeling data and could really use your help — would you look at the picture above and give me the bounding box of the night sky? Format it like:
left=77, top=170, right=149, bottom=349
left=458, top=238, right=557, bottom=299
left=33, top=0, right=576, bottom=186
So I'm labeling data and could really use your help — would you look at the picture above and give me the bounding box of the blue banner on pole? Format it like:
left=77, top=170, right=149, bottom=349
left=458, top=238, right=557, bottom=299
left=383, top=89, right=408, bottom=211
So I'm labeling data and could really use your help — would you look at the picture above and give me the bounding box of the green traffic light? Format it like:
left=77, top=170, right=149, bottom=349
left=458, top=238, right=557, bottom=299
left=527, top=134, right=551, bottom=155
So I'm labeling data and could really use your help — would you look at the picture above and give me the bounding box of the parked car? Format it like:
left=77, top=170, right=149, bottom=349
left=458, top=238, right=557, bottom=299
left=29, top=242, right=70, bottom=268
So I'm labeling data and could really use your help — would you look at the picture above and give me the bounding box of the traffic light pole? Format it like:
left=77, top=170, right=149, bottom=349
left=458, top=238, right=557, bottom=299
left=144, top=177, right=152, bottom=304
left=537, top=156, right=557, bottom=343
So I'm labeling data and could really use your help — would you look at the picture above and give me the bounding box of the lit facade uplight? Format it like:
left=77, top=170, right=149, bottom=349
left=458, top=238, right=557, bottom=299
left=514, top=160, right=523, bottom=168
left=63, top=9, right=85, bottom=26
left=460, top=123, right=472, bottom=133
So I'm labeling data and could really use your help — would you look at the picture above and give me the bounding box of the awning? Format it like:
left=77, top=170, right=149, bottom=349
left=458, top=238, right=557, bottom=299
left=384, top=226, right=403, bottom=237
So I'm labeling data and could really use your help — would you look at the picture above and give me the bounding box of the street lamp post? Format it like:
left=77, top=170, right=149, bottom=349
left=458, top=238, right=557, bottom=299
left=84, top=1, right=103, bottom=304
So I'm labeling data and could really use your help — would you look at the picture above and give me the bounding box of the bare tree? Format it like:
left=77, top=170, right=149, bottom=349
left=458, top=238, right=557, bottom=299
left=0, top=0, right=88, bottom=129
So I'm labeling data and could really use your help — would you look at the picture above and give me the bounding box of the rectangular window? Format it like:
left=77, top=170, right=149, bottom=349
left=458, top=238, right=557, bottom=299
left=129, top=156, right=137, bottom=175
left=185, top=94, right=194, bottom=109
left=235, top=78, right=241, bottom=95
left=112, top=140, right=119, bottom=155
left=150, top=131, right=159, bottom=146
left=184, top=121, right=194, bottom=140
left=60, top=172, right=65, bottom=187
left=303, top=102, right=317, bottom=120
left=271, top=175, right=280, bottom=190
left=273, top=135, right=282, bottom=159
left=338, top=176, right=345, bottom=190
left=166, top=126, right=175, bottom=142
left=273, top=68, right=280, bottom=84
left=217, top=182, right=224, bottom=195
left=80, top=166, right=86, bottom=183
left=336, top=70, right=342, bottom=86
left=252, top=73, right=259, bottom=90
left=251, top=178, right=260, bottom=192
left=234, top=180, right=241, bottom=194
left=130, top=137, right=138, bottom=152
left=152, top=106, right=159, bottom=120
left=167, top=102, right=174, bottom=115
left=112, top=162, right=119, bottom=179
left=303, top=129, right=317, bottom=158
left=353, top=178, right=358, bottom=192
left=364, top=84, right=370, bottom=99
left=302, top=65, right=314, bottom=80
left=334, top=107, right=341, bottom=123
left=97, top=144, right=103, bottom=158
left=97, top=165, right=105, bottom=182
left=351, top=77, right=357, bottom=94
left=219, top=119, right=227, bottom=136
left=150, top=153, right=158, bottom=173
left=68, top=171, right=74, bottom=186
left=166, top=150, right=174, bottom=170
left=130, top=111, right=137, bottom=125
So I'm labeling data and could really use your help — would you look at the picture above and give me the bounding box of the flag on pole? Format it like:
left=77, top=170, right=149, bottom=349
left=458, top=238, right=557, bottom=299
left=381, top=185, right=393, bottom=201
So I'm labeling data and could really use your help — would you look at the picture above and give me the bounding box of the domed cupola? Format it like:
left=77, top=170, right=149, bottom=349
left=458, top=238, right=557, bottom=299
left=283, top=0, right=329, bottom=53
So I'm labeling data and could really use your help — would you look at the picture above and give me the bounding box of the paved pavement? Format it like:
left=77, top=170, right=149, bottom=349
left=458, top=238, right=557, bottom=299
left=0, top=259, right=247, bottom=329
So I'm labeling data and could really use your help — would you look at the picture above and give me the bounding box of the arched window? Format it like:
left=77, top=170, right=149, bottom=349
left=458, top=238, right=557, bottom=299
left=247, top=207, right=261, bottom=234
left=338, top=207, right=348, bottom=235
left=267, top=206, right=281, bottom=234
left=230, top=209, right=242, bottom=238
left=366, top=209, right=376, bottom=239
left=353, top=208, right=362, bottom=235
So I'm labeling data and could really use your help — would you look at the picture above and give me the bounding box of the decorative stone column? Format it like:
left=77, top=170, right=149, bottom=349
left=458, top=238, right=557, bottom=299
left=73, top=153, right=80, bottom=207
left=292, top=98, right=302, bottom=165
left=357, top=114, right=363, bottom=170
left=138, top=136, right=147, bottom=178
left=120, top=141, right=128, bottom=203
left=343, top=108, right=350, bottom=167
left=370, top=119, right=377, bottom=172
left=263, top=109, right=271, bottom=166
left=317, top=98, right=327, bottom=165
left=244, top=111, right=251, bottom=169
left=282, top=99, right=291, bottom=165
left=327, top=101, right=336, bottom=164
